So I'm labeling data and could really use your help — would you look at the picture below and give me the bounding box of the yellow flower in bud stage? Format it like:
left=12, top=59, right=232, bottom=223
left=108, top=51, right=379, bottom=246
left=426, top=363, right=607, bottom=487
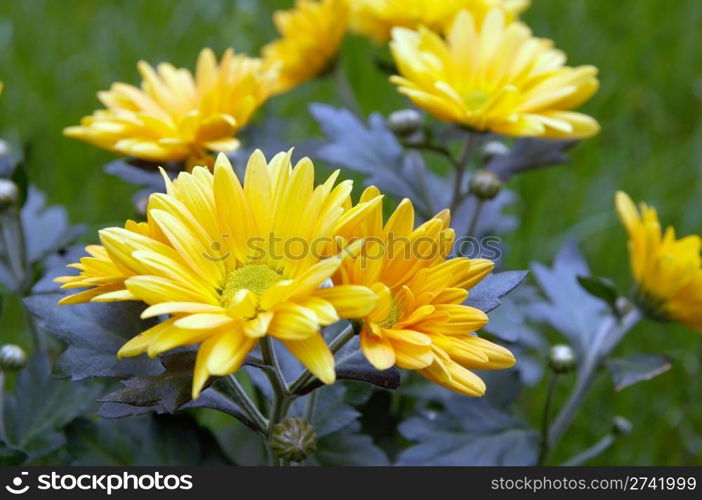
left=390, top=9, right=600, bottom=139
left=350, top=0, right=529, bottom=43
left=64, top=48, right=276, bottom=165
left=57, top=151, right=382, bottom=398
left=262, top=0, right=349, bottom=94
left=615, top=191, right=702, bottom=332
left=334, top=186, right=516, bottom=396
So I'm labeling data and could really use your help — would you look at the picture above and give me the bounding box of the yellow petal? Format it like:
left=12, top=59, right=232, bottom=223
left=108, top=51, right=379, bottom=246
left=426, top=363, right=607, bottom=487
left=282, top=334, right=336, bottom=384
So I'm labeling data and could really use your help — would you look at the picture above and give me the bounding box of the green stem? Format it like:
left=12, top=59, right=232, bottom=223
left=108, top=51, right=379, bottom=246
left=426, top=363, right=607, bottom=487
left=465, top=199, right=484, bottom=238
left=538, top=373, right=559, bottom=465
left=562, top=434, right=615, bottom=466
left=449, top=133, right=478, bottom=213
left=0, top=370, right=5, bottom=439
left=548, top=309, right=642, bottom=449
left=333, top=63, right=361, bottom=116
left=221, top=374, right=268, bottom=435
left=404, top=141, right=458, bottom=168
left=408, top=150, right=437, bottom=217
left=305, top=390, right=319, bottom=423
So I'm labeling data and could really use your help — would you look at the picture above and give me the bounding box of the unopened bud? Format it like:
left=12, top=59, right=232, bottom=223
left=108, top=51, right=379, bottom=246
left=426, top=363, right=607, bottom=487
left=548, top=344, right=576, bottom=374
left=0, top=179, right=19, bottom=210
left=468, top=169, right=502, bottom=200
left=388, top=109, right=423, bottom=137
left=270, top=417, right=317, bottom=463
left=612, top=416, right=632, bottom=436
left=0, top=344, right=27, bottom=371
left=481, top=140, right=509, bottom=163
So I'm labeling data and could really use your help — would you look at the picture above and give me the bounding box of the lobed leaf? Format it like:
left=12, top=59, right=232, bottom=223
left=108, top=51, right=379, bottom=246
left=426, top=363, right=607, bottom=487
left=466, top=270, right=528, bottom=313
left=23, top=293, right=162, bottom=380
left=397, top=397, right=538, bottom=466
left=606, top=354, right=671, bottom=391
left=0, top=354, right=102, bottom=463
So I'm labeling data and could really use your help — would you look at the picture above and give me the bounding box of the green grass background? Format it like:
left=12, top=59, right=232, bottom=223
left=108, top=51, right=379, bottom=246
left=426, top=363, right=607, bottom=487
left=1, top=0, right=701, bottom=465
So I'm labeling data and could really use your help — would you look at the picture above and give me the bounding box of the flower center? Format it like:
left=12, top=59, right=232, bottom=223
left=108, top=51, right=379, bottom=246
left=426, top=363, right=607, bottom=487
left=378, top=300, right=402, bottom=329
left=220, top=264, right=283, bottom=307
left=463, top=90, right=490, bottom=111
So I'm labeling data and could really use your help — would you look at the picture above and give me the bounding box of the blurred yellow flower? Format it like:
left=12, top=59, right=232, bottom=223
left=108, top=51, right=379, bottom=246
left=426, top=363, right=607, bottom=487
left=390, top=9, right=600, bottom=139
left=335, top=187, right=515, bottom=396
left=262, top=0, right=349, bottom=93
left=64, top=48, right=276, bottom=165
left=350, top=0, right=529, bottom=43
left=57, top=151, right=382, bottom=398
left=616, top=191, right=702, bottom=332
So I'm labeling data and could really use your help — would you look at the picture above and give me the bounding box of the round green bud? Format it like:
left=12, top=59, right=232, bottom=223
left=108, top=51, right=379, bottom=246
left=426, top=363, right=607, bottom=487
left=0, top=179, right=19, bottom=210
left=0, top=344, right=28, bottom=371
left=388, top=109, right=423, bottom=137
left=548, top=344, right=577, bottom=374
left=612, top=416, right=632, bottom=436
left=468, top=169, right=502, bottom=200
left=270, top=417, right=317, bottom=463
left=480, top=140, right=509, bottom=163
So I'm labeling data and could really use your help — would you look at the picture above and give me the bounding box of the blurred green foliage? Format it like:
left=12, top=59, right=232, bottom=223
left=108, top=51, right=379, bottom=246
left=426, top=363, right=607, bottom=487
left=0, top=0, right=700, bottom=465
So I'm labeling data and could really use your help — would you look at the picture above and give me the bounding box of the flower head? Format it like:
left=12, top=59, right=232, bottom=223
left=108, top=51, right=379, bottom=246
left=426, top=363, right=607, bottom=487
left=57, top=151, right=381, bottom=397
left=615, top=191, right=702, bottom=331
left=350, top=0, right=529, bottom=43
left=334, top=187, right=515, bottom=396
left=262, top=0, right=349, bottom=93
left=390, top=9, right=599, bottom=139
left=64, top=49, right=276, bottom=165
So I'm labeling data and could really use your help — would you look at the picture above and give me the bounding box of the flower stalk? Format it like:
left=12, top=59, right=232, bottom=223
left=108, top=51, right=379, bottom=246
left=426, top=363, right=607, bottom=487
left=548, top=308, right=642, bottom=449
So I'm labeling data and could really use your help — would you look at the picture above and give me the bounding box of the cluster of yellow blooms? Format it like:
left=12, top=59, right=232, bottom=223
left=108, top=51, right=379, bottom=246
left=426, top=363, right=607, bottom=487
left=47, top=1, right=701, bottom=400
left=57, top=152, right=514, bottom=398
left=64, top=0, right=599, bottom=165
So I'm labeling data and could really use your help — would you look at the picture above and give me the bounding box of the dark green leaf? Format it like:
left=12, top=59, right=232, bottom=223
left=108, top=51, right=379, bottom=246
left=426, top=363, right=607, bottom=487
left=20, top=187, right=85, bottom=263
left=0, top=354, right=102, bottom=462
left=198, top=414, right=267, bottom=466
left=98, top=351, right=197, bottom=414
left=486, top=138, right=577, bottom=182
left=466, top=270, right=528, bottom=313
left=577, top=275, right=620, bottom=315
left=104, top=158, right=167, bottom=190
left=23, top=293, right=162, bottom=380
left=606, top=354, right=671, bottom=391
left=97, top=351, right=251, bottom=430
left=312, top=422, right=389, bottom=466
left=31, top=245, right=86, bottom=294
left=531, top=242, right=610, bottom=357
left=311, top=104, right=434, bottom=216
left=66, top=414, right=229, bottom=465
left=397, top=397, right=538, bottom=466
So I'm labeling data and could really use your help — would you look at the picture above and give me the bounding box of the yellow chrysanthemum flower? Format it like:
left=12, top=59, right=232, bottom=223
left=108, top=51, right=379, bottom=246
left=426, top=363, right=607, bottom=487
left=350, top=0, right=529, bottom=43
left=334, top=186, right=515, bottom=396
left=57, top=151, right=382, bottom=397
left=64, top=48, right=276, bottom=165
left=262, top=0, right=349, bottom=94
left=615, top=191, right=702, bottom=332
left=390, top=9, right=600, bottom=139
